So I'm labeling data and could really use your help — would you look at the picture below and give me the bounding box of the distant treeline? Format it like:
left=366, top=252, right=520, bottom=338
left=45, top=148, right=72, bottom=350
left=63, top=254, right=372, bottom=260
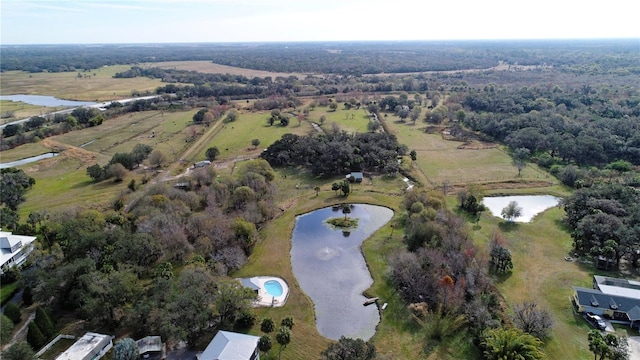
left=2, top=40, right=638, bottom=74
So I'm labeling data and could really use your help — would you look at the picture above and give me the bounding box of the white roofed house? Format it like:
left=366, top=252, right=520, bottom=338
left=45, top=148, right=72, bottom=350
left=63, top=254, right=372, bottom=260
left=198, top=331, right=260, bottom=360
left=55, top=332, right=113, bottom=360
left=0, top=229, right=37, bottom=274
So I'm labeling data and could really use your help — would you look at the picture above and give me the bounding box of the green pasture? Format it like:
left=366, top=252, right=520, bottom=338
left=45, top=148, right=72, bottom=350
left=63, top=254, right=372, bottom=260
left=0, top=66, right=163, bottom=102
left=0, top=100, right=59, bottom=125
left=470, top=206, right=596, bottom=359
left=0, top=142, right=56, bottom=163
left=3, top=110, right=199, bottom=216
left=18, top=154, right=136, bottom=217
left=52, top=110, right=197, bottom=161
left=201, top=111, right=313, bottom=161
left=311, top=107, right=371, bottom=134
left=385, top=118, right=556, bottom=185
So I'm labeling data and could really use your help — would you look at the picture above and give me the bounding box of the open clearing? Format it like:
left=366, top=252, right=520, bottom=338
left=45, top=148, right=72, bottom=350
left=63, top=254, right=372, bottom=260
left=146, top=60, right=309, bottom=78
left=384, top=117, right=556, bottom=186
left=0, top=65, right=164, bottom=101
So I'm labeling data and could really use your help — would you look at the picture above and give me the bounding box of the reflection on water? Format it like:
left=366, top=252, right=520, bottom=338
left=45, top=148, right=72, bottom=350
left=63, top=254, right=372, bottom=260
left=0, top=152, right=59, bottom=169
left=482, top=195, right=561, bottom=222
left=291, top=204, right=393, bottom=340
left=0, top=94, right=97, bottom=107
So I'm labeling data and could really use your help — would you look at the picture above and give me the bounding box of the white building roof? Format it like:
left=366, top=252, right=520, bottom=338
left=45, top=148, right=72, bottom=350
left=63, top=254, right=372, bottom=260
left=0, top=229, right=37, bottom=269
left=56, top=332, right=112, bottom=360
left=594, top=275, right=640, bottom=300
left=200, top=331, right=259, bottom=360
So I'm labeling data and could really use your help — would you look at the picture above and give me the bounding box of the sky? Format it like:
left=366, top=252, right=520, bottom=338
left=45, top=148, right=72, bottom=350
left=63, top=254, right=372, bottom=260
left=1, top=0, right=639, bottom=45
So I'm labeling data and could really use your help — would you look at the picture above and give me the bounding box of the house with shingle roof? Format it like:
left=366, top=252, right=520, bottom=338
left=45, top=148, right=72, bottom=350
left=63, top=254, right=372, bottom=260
left=572, top=275, right=640, bottom=329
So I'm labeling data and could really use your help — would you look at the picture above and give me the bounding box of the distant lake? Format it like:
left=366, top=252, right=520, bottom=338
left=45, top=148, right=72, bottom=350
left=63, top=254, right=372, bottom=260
left=0, top=152, right=59, bottom=169
left=0, top=94, right=96, bottom=107
left=482, top=195, right=561, bottom=222
left=291, top=204, right=393, bottom=340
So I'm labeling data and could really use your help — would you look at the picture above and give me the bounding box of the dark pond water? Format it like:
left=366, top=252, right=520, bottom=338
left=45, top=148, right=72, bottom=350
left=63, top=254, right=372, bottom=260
left=0, top=94, right=96, bottom=107
left=291, top=204, right=393, bottom=340
left=0, top=152, right=59, bottom=169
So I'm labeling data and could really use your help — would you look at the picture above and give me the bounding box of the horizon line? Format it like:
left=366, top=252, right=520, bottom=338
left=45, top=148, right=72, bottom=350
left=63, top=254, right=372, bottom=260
left=2, top=37, right=639, bottom=47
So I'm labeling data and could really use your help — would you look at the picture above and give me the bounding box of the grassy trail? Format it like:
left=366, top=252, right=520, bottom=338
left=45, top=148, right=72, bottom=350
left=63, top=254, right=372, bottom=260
left=165, top=118, right=225, bottom=176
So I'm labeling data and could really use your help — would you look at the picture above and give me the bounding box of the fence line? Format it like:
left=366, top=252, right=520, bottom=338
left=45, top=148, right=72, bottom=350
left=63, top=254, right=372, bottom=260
left=35, top=334, right=76, bottom=358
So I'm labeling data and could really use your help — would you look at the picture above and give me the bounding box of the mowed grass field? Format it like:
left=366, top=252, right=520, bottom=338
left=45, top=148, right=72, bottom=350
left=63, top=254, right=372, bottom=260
left=471, top=206, right=594, bottom=359
left=5, top=110, right=198, bottom=217
left=385, top=117, right=556, bottom=186
left=0, top=65, right=163, bottom=101
left=199, top=110, right=314, bottom=162
left=52, top=110, right=197, bottom=159
left=313, top=106, right=371, bottom=134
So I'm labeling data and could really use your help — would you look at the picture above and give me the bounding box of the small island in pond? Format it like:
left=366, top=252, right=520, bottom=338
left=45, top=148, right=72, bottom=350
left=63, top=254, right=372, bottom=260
left=327, top=204, right=359, bottom=230
left=326, top=217, right=359, bottom=230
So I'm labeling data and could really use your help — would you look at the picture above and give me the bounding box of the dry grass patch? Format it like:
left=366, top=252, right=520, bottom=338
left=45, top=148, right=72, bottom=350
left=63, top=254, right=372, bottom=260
left=0, top=66, right=163, bottom=101
left=0, top=100, right=60, bottom=125
left=148, top=60, right=308, bottom=79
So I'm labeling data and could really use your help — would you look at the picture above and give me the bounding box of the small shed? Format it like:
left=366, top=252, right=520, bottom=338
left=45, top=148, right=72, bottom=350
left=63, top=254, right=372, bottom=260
left=194, top=160, right=212, bottom=168
left=349, top=172, right=363, bottom=183
left=137, top=336, right=165, bottom=360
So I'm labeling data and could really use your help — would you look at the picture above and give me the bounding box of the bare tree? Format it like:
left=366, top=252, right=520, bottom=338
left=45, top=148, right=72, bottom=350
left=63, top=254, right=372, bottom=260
left=510, top=301, right=554, bottom=340
left=148, top=150, right=168, bottom=169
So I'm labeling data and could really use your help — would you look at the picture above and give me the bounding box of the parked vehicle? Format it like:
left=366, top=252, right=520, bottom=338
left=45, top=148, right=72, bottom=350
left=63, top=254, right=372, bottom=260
left=584, top=312, right=607, bottom=330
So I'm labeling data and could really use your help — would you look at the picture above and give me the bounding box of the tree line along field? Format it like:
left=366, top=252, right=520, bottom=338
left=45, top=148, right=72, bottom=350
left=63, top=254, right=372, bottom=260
left=2, top=41, right=639, bottom=359
left=0, top=64, right=163, bottom=102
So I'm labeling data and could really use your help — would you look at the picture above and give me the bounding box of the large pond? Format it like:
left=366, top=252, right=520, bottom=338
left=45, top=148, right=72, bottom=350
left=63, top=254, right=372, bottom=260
left=482, top=195, right=561, bottom=222
left=291, top=204, right=393, bottom=340
left=0, top=94, right=96, bottom=107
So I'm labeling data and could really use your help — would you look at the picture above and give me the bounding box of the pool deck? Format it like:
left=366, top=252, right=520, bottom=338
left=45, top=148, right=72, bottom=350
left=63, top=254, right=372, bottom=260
left=239, top=276, right=289, bottom=307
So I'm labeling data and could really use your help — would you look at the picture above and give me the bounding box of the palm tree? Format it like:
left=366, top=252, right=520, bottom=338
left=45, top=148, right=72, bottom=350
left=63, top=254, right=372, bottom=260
left=276, top=326, right=291, bottom=360
left=258, top=335, right=272, bottom=358
left=481, top=327, right=546, bottom=360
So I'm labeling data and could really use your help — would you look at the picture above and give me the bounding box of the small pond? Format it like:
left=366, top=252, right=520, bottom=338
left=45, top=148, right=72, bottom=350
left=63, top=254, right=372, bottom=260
left=0, top=94, right=97, bottom=107
left=482, top=195, right=561, bottom=222
left=0, top=152, right=59, bottom=169
left=291, top=204, right=393, bottom=340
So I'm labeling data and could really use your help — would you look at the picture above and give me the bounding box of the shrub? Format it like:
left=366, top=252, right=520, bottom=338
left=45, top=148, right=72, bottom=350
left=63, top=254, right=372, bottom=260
left=22, top=286, right=33, bottom=306
left=35, top=306, right=55, bottom=338
left=1, top=341, right=35, bottom=360
left=27, top=322, right=46, bottom=350
left=4, top=302, right=21, bottom=324
left=1, top=314, right=14, bottom=345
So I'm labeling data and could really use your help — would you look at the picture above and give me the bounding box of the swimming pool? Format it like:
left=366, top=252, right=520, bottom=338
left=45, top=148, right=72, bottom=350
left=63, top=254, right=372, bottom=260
left=264, top=280, right=284, bottom=297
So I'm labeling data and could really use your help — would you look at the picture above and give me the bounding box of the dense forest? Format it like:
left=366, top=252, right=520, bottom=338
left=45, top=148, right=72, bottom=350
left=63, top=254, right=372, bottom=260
left=19, top=159, right=277, bottom=345
left=2, top=40, right=638, bottom=74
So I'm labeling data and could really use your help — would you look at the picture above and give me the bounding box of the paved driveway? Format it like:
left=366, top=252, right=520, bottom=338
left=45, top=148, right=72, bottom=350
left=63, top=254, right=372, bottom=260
left=628, top=337, right=640, bottom=360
